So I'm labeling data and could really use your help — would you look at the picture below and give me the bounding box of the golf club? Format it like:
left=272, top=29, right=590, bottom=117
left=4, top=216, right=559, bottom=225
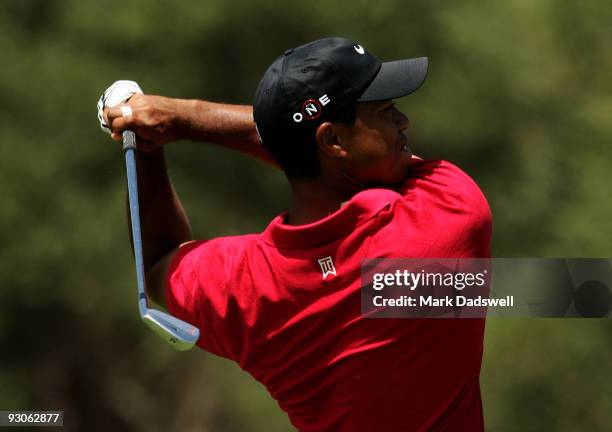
left=123, top=130, right=200, bottom=350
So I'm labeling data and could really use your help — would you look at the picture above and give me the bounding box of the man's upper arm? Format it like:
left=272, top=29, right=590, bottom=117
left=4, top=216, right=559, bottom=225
left=145, top=241, right=197, bottom=309
left=145, top=237, right=244, bottom=360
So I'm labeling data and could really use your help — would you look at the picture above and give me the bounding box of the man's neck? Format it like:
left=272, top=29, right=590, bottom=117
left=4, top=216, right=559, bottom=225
left=287, top=177, right=358, bottom=226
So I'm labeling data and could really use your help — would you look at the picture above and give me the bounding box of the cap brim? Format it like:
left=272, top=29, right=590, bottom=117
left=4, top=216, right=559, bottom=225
left=356, top=57, right=428, bottom=102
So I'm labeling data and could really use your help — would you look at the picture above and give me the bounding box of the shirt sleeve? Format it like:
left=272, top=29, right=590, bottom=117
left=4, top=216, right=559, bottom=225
left=398, top=159, right=493, bottom=257
left=402, top=160, right=489, bottom=213
left=165, top=239, right=244, bottom=360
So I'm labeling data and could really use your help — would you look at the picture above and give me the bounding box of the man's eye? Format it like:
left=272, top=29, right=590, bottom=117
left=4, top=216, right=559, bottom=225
left=378, top=103, right=395, bottom=117
left=384, top=105, right=395, bottom=116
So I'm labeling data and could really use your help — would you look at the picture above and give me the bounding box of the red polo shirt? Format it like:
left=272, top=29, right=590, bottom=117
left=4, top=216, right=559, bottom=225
left=166, top=159, right=492, bottom=431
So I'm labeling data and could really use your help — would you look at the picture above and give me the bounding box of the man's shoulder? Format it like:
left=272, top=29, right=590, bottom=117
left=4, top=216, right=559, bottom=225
left=399, top=159, right=487, bottom=203
left=206, top=232, right=261, bottom=248
left=166, top=233, right=265, bottom=299
left=406, top=159, right=478, bottom=185
left=176, top=233, right=262, bottom=264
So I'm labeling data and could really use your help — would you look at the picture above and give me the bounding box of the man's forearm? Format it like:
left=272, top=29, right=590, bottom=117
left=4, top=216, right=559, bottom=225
left=177, top=99, right=278, bottom=167
left=127, top=147, right=192, bottom=272
left=106, top=95, right=279, bottom=167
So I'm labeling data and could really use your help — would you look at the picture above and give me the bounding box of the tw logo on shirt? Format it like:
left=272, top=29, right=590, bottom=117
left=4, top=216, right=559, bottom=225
left=318, top=256, right=337, bottom=280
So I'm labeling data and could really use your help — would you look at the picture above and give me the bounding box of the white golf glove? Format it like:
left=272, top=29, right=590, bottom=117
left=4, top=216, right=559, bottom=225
left=97, top=80, right=143, bottom=134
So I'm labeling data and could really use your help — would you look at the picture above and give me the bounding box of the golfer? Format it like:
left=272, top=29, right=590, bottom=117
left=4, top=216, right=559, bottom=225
left=102, top=37, right=492, bottom=431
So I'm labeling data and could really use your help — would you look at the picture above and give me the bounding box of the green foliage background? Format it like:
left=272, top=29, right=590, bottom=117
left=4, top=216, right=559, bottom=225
left=1, top=0, right=610, bottom=430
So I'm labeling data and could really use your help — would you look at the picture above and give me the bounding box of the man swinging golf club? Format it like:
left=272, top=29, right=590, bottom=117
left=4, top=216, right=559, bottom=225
left=100, top=37, right=492, bottom=431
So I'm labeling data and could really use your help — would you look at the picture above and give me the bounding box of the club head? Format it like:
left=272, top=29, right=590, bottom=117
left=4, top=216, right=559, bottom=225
left=142, top=309, right=200, bottom=351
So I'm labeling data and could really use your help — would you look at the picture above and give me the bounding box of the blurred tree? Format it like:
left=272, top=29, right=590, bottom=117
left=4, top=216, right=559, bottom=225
left=0, top=0, right=610, bottom=431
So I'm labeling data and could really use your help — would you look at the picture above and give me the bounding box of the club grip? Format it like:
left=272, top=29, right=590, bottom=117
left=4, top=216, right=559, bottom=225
left=122, top=130, right=137, bottom=151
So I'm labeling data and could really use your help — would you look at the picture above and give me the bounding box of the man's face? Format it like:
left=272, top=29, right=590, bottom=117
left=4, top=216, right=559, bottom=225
left=339, top=100, right=412, bottom=186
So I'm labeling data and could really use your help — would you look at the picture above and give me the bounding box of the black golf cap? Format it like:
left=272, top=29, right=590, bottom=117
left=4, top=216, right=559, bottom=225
left=253, top=37, right=428, bottom=146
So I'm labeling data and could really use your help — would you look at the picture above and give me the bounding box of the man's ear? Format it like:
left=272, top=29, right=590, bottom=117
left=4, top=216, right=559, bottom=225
left=315, top=122, right=348, bottom=158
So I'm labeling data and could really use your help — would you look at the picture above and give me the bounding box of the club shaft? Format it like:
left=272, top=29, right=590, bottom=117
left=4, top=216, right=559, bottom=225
left=123, top=131, right=148, bottom=317
left=121, top=130, right=199, bottom=350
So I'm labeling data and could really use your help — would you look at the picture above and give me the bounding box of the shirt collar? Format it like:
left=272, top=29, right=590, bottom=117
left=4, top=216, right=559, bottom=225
left=262, top=188, right=402, bottom=248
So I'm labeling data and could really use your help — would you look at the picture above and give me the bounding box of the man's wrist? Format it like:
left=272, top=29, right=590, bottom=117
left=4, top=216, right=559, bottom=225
left=136, top=146, right=165, bottom=161
left=134, top=147, right=170, bottom=187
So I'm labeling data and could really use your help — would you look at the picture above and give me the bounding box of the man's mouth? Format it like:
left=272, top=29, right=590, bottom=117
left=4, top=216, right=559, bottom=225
left=398, top=133, right=411, bottom=153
